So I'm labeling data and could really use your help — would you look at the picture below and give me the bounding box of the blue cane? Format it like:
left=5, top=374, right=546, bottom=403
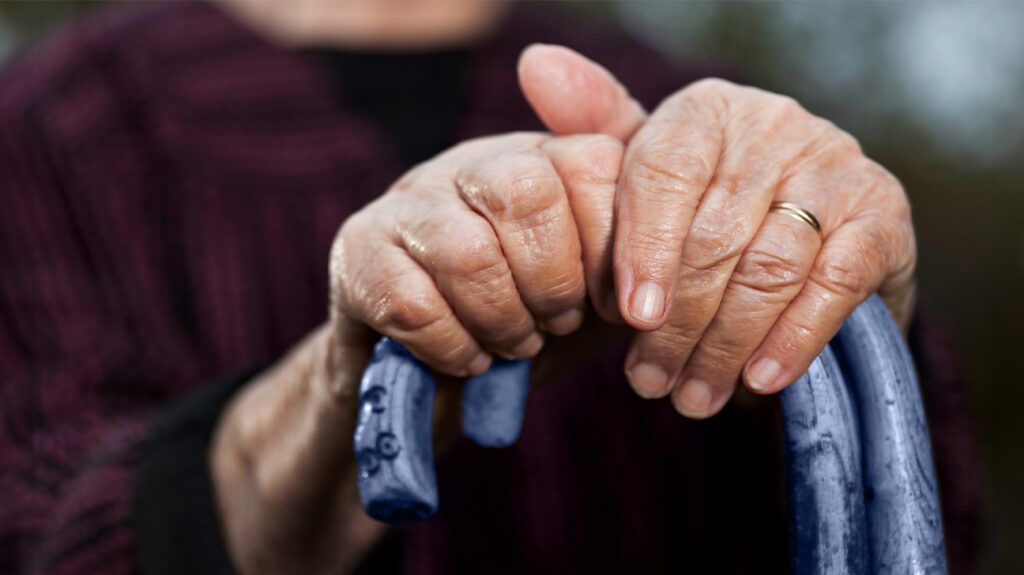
left=353, top=296, right=948, bottom=574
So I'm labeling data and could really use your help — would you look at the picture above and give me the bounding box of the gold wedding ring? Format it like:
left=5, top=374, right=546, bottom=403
left=770, top=201, right=821, bottom=233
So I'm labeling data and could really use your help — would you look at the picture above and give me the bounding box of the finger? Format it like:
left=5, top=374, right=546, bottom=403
left=671, top=207, right=822, bottom=418
left=331, top=215, right=491, bottom=377
left=621, top=83, right=817, bottom=397
left=456, top=146, right=587, bottom=335
left=517, top=43, right=648, bottom=141
left=629, top=98, right=836, bottom=413
left=743, top=216, right=901, bottom=394
left=398, top=197, right=544, bottom=360
left=613, top=80, right=725, bottom=331
left=542, top=134, right=625, bottom=323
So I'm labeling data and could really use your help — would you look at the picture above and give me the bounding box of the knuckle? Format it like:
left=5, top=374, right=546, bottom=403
left=585, top=132, right=625, bottom=156
left=462, top=260, right=516, bottom=298
left=630, top=223, right=679, bottom=248
left=867, top=221, right=912, bottom=278
left=573, top=134, right=625, bottom=183
left=746, top=93, right=810, bottom=135
left=750, top=99, right=802, bottom=138
left=432, top=336, right=476, bottom=368
left=813, top=252, right=870, bottom=299
left=484, top=314, right=536, bottom=346
left=873, top=162, right=908, bottom=205
left=865, top=221, right=900, bottom=255
left=533, top=265, right=586, bottom=309
left=507, top=172, right=562, bottom=220
left=625, top=223, right=685, bottom=274
left=631, top=145, right=713, bottom=197
left=686, top=77, right=738, bottom=107
left=858, top=161, right=913, bottom=231
left=732, top=247, right=806, bottom=296
left=648, top=322, right=704, bottom=358
left=775, top=315, right=819, bottom=355
left=767, top=93, right=805, bottom=119
left=441, top=231, right=506, bottom=279
left=889, top=188, right=911, bottom=223
left=458, top=155, right=562, bottom=223
left=406, top=213, right=507, bottom=277
left=879, top=166, right=904, bottom=194
left=829, top=127, right=863, bottom=156
left=681, top=221, right=749, bottom=271
left=370, top=274, right=447, bottom=334
left=481, top=292, right=527, bottom=321
left=695, top=337, right=749, bottom=372
left=461, top=287, right=536, bottom=342
left=799, top=117, right=860, bottom=161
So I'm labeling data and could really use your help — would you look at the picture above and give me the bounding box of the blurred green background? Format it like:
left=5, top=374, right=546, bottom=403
left=2, top=1, right=1021, bottom=572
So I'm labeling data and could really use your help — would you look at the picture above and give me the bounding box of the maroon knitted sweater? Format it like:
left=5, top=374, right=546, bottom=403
left=0, top=2, right=979, bottom=574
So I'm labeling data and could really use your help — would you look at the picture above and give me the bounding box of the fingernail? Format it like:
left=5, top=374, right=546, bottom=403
left=674, top=379, right=713, bottom=419
left=542, top=308, right=584, bottom=336
left=627, top=362, right=671, bottom=398
left=746, top=357, right=781, bottom=392
left=510, top=332, right=545, bottom=358
left=629, top=281, right=665, bottom=325
left=467, top=353, right=492, bottom=377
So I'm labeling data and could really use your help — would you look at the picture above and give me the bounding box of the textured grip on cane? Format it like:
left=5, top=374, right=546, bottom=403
left=353, top=339, right=438, bottom=523
left=354, top=338, right=530, bottom=523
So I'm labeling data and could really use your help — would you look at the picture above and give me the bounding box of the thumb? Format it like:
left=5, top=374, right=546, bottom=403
left=517, top=44, right=648, bottom=141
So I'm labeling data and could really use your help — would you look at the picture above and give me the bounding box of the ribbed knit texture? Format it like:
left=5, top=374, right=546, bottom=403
left=0, top=2, right=978, bottom=574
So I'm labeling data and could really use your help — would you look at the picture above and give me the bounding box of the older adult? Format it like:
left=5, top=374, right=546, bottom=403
left=0, top=1, right=977, bottom=574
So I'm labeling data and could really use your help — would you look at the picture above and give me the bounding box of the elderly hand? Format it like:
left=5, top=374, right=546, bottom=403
left=328, top=132, right=624, bottom=376
left=519, top=45, right=917, bottom=418
left=210, top=131, right=624, bottom=575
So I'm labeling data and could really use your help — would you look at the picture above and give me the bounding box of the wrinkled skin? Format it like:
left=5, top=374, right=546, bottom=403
left=518, top=45, right=915, bottom=417
left=212, top=130, right=626, bottom=574
left=329, top=132, right=626, bottom=376
left=210, top=45, right=916, bottom=574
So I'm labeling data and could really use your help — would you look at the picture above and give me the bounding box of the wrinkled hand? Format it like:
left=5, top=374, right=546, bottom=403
left=329, top=132, right=624, bottom=378
left=211, top=131, right=624, bottom=575
left=519, top=45, right=916, bottom=418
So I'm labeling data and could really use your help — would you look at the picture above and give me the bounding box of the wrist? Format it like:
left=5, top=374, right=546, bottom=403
left=210, top=325, right=386, bottom=575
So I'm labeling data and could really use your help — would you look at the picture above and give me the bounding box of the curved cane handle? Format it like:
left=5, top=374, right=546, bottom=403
left=781, top=295, right=948, bottom=574
left=353, top=339, right=438, bottom=523
left=354, top=339, right=530, bottom=522
left=781, top=345, right=869, bottom=574
left=834, top=296, right=948, bottom=574
left=356, top=296, right=949, bottom=575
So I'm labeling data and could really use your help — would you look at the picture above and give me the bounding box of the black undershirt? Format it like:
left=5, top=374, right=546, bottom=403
left=321, top=49, right=471, bottom=165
